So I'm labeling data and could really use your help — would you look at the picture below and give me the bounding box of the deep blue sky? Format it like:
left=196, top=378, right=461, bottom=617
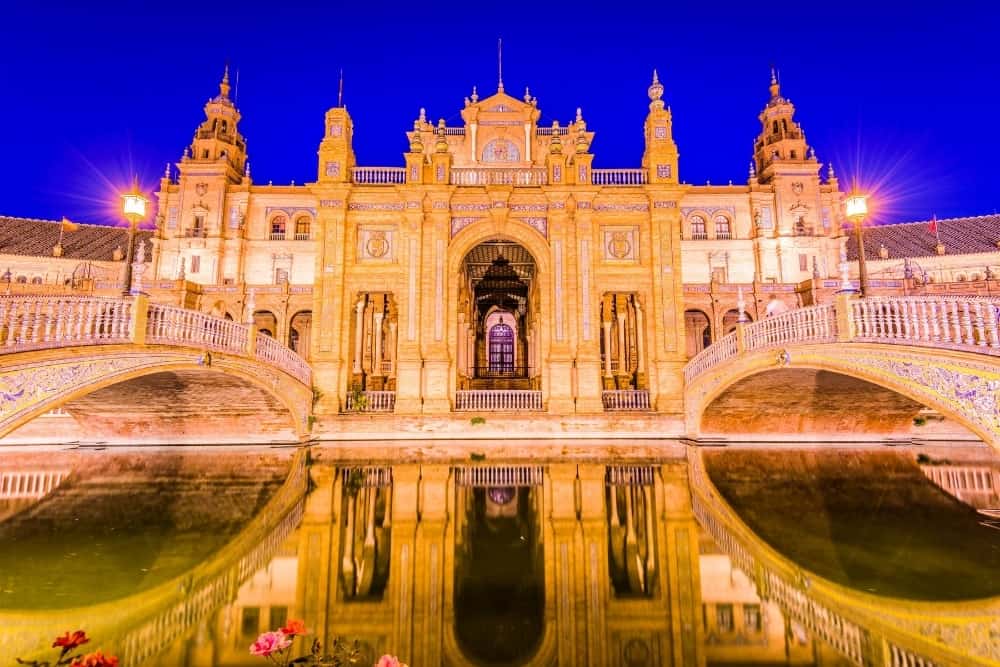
left=2, top=1, right=998, bottom=226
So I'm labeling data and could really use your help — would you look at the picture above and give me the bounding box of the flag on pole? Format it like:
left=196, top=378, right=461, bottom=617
left=928, top=214, right=938, bottom=238
left=60, top=217, right=79, bottom=232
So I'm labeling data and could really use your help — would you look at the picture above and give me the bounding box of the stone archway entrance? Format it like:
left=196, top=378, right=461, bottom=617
left=457, top=240, right=541, bottom=399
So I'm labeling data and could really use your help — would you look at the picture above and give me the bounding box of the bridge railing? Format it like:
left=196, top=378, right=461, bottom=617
left=0, top=295, right=134, bottom=352
left=685, top=295, right=1000, bottom=384
left=851, top=295, right=1000, bottom=353
left=0, top=295, right=312, bottom=388
left=146, top=303, right=248, bottom=355
left=255, top=333, right=312, bottom=386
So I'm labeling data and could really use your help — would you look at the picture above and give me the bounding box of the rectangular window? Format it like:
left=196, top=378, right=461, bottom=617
left=241, top=607, right=260, bottom=636
left=190, top=255, right=201, bottom=273
left=167, top=206, right=178, bottom=229
left=270, top=606, right=288, bottom=631
left=744, top=604, right=762, bottom=632
left=761, top=206, right=774, bottom=230
left=799, top=254, right=808, bottom=272
left=716, top=604, right=734, bottom=632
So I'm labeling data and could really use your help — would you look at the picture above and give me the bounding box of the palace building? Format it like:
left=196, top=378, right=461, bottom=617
left=1, top=67, right=998, bottom=419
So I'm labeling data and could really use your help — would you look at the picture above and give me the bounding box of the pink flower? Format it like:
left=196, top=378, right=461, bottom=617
left=376, top=655, right=408, bottom=667
left=70, top=651, right=119, bottom=667
left=249, top=631, right=292, bottom=657
left=280, top=619, right=307, bottom=636
left=53, top=630, right=90, bottom=650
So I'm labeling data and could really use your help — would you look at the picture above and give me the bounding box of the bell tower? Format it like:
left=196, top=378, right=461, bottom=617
left=186, top=65, right=247, bottom=183
left=316, top=105, right=356, bottom=183
left=752, top=68, right=815, bottom=184
left=642, top=70, right=679, bottom=185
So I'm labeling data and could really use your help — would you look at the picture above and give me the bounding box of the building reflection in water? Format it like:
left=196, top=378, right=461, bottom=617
left=1, top=446, right=997, bottom=667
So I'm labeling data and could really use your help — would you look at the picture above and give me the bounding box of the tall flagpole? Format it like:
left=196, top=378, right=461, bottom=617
left=338, top=68, right=344, bottom=107
left=498, top=38, right=503, bottom=92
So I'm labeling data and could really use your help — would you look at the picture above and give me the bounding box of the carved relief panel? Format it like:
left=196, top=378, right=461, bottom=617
left=357, top=226, right=397, bottom=262
left=602, top=226, right=639, bottom=262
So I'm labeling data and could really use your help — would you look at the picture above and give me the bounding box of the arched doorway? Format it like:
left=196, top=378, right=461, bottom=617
left=722, top=309, right=752, bottom=335
left=458, top=241, right=538, bottom=391
left=685, top=309, right=712, bottom=358
left=288, top=310, right=312, bottom=360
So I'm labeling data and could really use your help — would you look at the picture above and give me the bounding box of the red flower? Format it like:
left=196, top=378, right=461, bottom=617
left=279, top=619, right=307, bottom=636
left=70, top=650, right=119, bottom=667
left=53, top=631, right=90, bottom=650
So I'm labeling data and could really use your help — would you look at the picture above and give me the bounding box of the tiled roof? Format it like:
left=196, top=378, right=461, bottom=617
left=0, top=216, right=154, bottom=262
left=846, top=215, right=1000, bottom=261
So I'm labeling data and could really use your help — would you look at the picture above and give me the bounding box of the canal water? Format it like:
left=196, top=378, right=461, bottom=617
left=0, top=442, right=997, bottom=666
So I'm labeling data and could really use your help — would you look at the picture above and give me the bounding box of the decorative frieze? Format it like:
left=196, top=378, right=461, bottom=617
left=319, top=199, right=343, bottom=208
left=654, top=201, right=677, bottom=209
left=450, top=217, right=486, bottom=237
left=510, top=203, right=548, bottom=213
left=514, top=217, right=548, bottom=238
left=348, top=202, right=405, bottom=211
left=595, top=202, right=649, bottom=212
left=453, top=203, right=490, bottom=212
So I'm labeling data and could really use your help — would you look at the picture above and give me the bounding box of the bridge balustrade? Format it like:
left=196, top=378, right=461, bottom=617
left=0, top=295, right=312, bottom=387
left=686, top=295, right=1000, bottom=384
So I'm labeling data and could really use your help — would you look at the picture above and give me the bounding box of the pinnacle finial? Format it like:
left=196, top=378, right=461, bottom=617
left=749, top=160, right=757, bottom=179
left=576, top=107, right=583, bottom=123
left=524, top=86, right=531, bottom=103
left=471, top=85, right=479, bottom=103
left=648, top=69, right=664, bottom=109
left=419, top=107, right=426, bottom=123
left=769, top=66, right=781, bottom=99
left=219, top=63, right=231, bottom=99
left=828, top=162, right=836, bottom=180
left=164, top=162, right=171, bottom=179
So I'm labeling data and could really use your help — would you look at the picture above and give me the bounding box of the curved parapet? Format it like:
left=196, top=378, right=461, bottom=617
left=687, top=448, right=1000, bottom=666
left=0, top=295, right=314, bottom=442
left=684, top=296, right=1000, bottom=450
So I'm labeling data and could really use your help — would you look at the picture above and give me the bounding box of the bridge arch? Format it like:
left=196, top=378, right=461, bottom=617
left=0, top=347, right=311, bottom=443
left=687, top=344, right=998, bottom=447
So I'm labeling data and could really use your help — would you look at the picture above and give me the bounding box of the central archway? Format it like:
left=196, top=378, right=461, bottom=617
left=457, top=240, right=540, bottom=391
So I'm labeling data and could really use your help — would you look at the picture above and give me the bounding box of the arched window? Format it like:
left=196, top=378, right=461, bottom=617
left=781, top=119, right=789, bottom=132
left=690, top=215, right=707, bottom=239
left=772, top=121, right=779, bottom=134
left=15, top=275, right=26, bottom=284
left=220, top=120, right=228, bottom=133
left=488, top=321, right=515, bottom=375
left=294, top=216, right=311, bottom=240
left=30, top=276, right=42, bottom=285
left=482, top=139, right=520, bottom=163
left=714, top=215, right=731, bottom=239
left=270, top=215, right=287, bottom=240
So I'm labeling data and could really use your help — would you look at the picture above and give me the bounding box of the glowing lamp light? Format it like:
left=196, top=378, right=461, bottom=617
left=121, top=188, right=148, bottom=222
left=845, top=193, right=868, bottom=221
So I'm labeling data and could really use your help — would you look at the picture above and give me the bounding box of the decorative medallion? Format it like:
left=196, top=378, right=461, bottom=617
left=329, top=123, right=343, bottom=137
left=602, top=226, right=638, bottom=261
left=792, top=181, right=804, bottom=195
left=608, top=231, right=632, bottom=259
left=482, top=139, right=520, bottom=163
left=657, top=164, right=671, bottom=179
left=365, top=231, right=389, bottom=258
left=654, top=126, right=667, bottom=139
left=195, top=182, right=208, bottom=196
left=623, top=639, right=651, bottom=666
left=325, top=161, right=340, bottom=177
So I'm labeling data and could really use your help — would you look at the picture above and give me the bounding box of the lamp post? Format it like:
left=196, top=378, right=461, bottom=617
left=120, top=180, right=149, bottom=297
left=845, top=193, right=869, bottom=297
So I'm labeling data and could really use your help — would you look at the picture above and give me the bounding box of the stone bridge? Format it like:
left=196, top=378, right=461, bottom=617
left=0, top=295, right=313, bottom=443
left=687, top=448, right=1000, bottom=667
left=684, top=294, right=1000, bottom=450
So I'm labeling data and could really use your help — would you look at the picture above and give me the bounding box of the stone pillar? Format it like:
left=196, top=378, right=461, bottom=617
left=616, top=309, right=628, bottom=389
left=662, top=462, right=706, bottom=667
left=409, top=465, right=449, bottom=667
left=602, top=320, right=614, bottom=382
left=578, top=464, right=611, bottom=666
left=371, top=310, right=385, bottom=390
left=295, top=465, right=337, bottom=647
left=457, top=314, right=467, bottom=379
left=388, top=321, right=397, bottom=379
left=634, top=297, right=647, bottom=389
left=547, top=464, right=585, bottom=665
left=353, top=296, right=366, bottom=376
left=388, top=465, right=420, bottom=661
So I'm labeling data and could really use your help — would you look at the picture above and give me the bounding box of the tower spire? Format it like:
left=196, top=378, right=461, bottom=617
left=769, top=65, right=780, bottom=99
left=219, top=63, right=231, bottom=99
left=497, top=38, right=504, bottom=93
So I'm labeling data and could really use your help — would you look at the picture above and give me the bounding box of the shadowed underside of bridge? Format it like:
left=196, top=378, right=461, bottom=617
left=40, top=370, right=295, bottom=442
left=701, top=368, right=931, bottom=437
left=687, top=343, right=993, bottom=446
left=0, top=346, right=310, bottom=444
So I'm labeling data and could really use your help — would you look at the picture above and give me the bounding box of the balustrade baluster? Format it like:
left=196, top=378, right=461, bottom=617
left=973, top=301, right=987, bottom=346
left=929, top=301, right=940, bottom=341
left=6, top=300, right=21, bottom=346
left=986, top=304, right=1000, bottom=348
left=29, top=300, right=41, bottom=343
left=961, top=302, right=974, bottom=346
left=937, top=299, right=951, bottom=342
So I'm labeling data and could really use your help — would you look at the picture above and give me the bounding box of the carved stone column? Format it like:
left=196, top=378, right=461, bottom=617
left=371, top=310, right=385, bottom=390
left=634, top=297, right=647, bottom=390
left=353, top=296, right=366, bottom=377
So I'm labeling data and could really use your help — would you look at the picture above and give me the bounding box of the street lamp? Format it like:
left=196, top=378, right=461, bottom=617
left=120, top=179, right=149, bottom=297
left=845, top=193, right=870, bottom=297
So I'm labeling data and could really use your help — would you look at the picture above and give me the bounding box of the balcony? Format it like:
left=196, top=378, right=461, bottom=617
left=352, top=167, right=406, bottom=185
left=473, top=366, right=528, bottom=379
left=269, top=232, right=286, bottom=241
left=592, top=168, right=648, bottom=186
left=294, top=233, right=310, bottom=241
left=690, top=232, right=708, bottom=240
left=602, top=390, right=651, bottom=411
left=715, top=231, right=732, bottom=240
left=455, top=390, right=543, bottom=411
left=183, top=228, right=206, bottom=238
left=346, top=390, right=396, bottom=413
